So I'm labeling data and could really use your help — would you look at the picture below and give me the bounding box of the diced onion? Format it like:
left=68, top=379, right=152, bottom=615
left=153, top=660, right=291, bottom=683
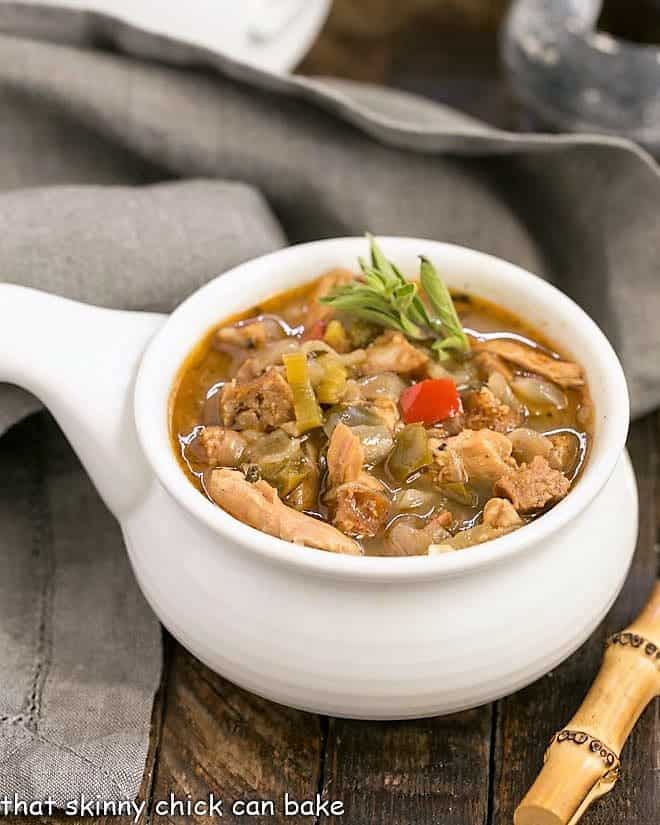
left=508, top=427, right=553, bottom=465
left=488, top=372, right=522, bottom=411
left=301, top=340, right=333, bottom=355
left=394, top=488, right=434, bottom=511
left=236, top=339, right=299, bottom=377
left=351, top=425, right=394, bottom=465
left=356, top=372, right=407, bottom=400
left=427, top=358, right=478, bottom=388
left=511, top=375, right=567, bottom=411
left=323, top=404, right=383, bottom=437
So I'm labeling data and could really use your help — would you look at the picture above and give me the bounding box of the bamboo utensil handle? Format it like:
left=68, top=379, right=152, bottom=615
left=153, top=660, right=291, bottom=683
left=515, top=583, right=660, bottom=825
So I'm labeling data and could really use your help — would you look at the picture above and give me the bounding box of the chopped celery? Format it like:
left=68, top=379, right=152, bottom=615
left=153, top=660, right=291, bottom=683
left=283, top=350, right=308, bottom=384
left=440, top=482, right=478, bottom=507
left=315, top=354, right=347, bottom=405
left=274, top=459, right=311, bottom=497
left=285, top=440, right=321, bottom=511
left=244, top=430, right=311, bottom=497
left=283, top=352, right=323, bottom=433
left=285, top=467, right=320, bottom=510
left=386, top=424, right=431, bottom=482
left=244, top=430, right=298, bottom=480
left=323, top=319, right=350, bottom=353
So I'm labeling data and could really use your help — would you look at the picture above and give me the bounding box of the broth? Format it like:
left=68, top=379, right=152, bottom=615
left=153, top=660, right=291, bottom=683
left=170, top=264, right=592, bottom=558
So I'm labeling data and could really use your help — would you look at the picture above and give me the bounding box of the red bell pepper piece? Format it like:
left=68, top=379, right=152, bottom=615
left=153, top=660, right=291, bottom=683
left=399, top=378, right=462, bottom=426
left=302, top=318, right=327, bottom=341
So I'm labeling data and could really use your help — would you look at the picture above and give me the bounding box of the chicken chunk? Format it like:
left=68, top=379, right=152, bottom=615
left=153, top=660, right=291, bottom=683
left=482, top=497, right=522, bottom=529
left=327, top=422, right=364, bottom=487
left=476, top=340, right=583, bottom=389
left=361, top=331, right=429, bottom=376
left=494, top=455, right=570, bottom=513
left=303, top=268, right=354, bottom=328
left=329, top=475, right=390, bottom=538
left=462, top=386, right=520, bottom=433
left=444, top=429, right=516, bottom=484
left=368, top=396, right=401, bottom=433
left=427, top=438, right=468, bottom=485
left=208, top=469, right=361, bottom=555
left=386, top=512, right=453, bottom=556
left=474, top=351, right=513, bottom=381
left=195, top=426, right=246, bottom=467
left=339, top=376, right=403, bottom=432
left=325, top=423, right=389, bottom=536
left=220, top=368, right=294, bottom=431
left=548, top=433, right=579, bottom=474
left=313, top=268, right=354, bottom=301
left=216, top=319, right=284, bottom=349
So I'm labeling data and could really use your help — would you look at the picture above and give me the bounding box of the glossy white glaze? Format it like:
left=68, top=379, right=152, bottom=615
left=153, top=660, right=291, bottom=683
left=0, top=238, right=636, bottom=718
left=123, top=454, right=636, bottom=717
left=8, top=0, right=332, bottom=74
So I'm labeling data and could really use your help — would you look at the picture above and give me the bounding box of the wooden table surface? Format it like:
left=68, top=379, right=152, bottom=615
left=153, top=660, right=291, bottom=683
left=97, top=423, right=658, bottom=825
left=11, top=3, right=660, bottom=823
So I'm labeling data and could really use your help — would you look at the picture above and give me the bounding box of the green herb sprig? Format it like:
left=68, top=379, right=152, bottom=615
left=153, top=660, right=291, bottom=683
left=319, top=234, right=470, bottom=360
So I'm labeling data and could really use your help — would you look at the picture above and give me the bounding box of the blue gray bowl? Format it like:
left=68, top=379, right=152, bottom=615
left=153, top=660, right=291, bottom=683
left=501, top=0, right=660, bottom=154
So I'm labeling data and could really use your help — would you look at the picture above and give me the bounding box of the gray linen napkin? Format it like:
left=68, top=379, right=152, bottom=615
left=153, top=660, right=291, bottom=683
left=0, top=180, right=287, bottom=806
left=2, top=6, right=659, bottom=415
left=1, top=2, right=659, bottom=805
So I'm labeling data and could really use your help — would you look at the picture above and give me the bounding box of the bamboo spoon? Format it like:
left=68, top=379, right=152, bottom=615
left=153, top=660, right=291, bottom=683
left=515, top=583, right=660, bottom=825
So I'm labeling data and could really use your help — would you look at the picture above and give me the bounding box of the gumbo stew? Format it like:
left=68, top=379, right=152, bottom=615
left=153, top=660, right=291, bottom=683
left=171, top=238, right=592, bottom=557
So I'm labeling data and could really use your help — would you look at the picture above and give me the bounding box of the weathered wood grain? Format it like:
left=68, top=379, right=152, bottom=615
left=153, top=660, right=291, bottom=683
left=300, top=0, right=513, bottom=128
left=148, top=643, right=323, bottom=824
left=491, top=416, right=659, bottom=825
left=321, top=709, right=493, bottom=825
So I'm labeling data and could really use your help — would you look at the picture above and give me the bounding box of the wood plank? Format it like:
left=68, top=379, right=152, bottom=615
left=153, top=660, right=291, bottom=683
left=490, top=416, right=659, bottom=825
left=300, top=0, right=507, bottom=83
left=321, top=708, right=492, bottom=825
left=149, top=642, right=323, bottom=825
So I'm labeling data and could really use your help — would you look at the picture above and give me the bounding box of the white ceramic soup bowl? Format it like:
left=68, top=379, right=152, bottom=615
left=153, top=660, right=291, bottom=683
left=0, top=237, right=635, bottom=718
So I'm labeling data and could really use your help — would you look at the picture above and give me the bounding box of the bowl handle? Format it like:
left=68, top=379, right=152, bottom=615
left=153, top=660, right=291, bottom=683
left=0, top=284, right=166, bottom=517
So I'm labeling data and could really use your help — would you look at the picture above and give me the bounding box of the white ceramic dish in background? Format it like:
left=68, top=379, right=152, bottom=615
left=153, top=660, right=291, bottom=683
left=4, top=0, right=331, bottom=73
left=0, top=238, right=636, bottom=718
